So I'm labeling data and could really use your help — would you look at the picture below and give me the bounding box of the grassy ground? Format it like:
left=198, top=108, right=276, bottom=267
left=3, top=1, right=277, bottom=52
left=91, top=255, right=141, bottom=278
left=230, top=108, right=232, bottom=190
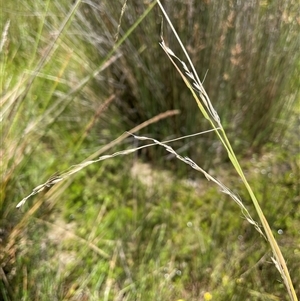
left=1, top=1, right=299, bottom=300
left=3, top=151, right=299, bottom=300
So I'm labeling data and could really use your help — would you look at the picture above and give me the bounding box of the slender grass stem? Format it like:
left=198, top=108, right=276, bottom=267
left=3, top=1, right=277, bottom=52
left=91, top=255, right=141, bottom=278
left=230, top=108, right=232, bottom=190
left=157, top=1, right=297, bottom=300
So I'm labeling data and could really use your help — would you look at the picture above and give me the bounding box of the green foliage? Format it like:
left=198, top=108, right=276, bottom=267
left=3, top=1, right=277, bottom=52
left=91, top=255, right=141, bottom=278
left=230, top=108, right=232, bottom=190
left=27, top=156, right=297, bottom=300
left=80, top=0, right=299, bottom=167
left=1, top=0, right=299, bottom=301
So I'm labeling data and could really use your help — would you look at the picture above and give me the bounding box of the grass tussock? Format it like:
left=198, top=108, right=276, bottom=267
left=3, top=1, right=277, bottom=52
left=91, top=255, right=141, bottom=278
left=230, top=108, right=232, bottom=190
left=79, top=0, right=299, bottom=167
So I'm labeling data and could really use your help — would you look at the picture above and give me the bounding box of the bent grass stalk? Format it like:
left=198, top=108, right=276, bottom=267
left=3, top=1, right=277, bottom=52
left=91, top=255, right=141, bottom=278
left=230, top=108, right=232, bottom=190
left=157, top=1, right=297, bottom=300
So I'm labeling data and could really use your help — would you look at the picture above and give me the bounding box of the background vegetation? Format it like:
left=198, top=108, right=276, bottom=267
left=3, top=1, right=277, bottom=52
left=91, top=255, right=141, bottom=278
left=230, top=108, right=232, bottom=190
left=1, top=0, right=299, bottom=300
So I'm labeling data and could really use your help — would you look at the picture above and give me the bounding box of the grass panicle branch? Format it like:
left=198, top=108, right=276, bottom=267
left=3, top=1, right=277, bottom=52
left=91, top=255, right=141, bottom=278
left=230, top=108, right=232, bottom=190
left=16, top=110, right=180, bottom=208
left=130, top=133, right=266, bottom=239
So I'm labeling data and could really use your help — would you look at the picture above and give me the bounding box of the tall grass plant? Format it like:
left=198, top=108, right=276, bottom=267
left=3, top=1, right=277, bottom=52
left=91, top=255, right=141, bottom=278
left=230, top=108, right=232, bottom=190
left=1, top=1, right=299, bottom=300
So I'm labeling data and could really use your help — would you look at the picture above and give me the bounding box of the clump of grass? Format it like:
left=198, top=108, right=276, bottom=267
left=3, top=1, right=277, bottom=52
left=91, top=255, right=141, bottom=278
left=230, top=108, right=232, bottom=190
left=2, top=1, right=299, bottom=300
left=1, top=1, right=178, bottom=299
left=0, top=1, right=100, bottom=297
left=16, top=0, right=297, bottom=298
left=81, top=0, right=299, bottom=167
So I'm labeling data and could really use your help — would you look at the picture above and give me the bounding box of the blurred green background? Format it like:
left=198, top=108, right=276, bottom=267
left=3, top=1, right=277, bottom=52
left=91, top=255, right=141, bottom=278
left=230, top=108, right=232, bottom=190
left=1, top=0, right=299, bottom=300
